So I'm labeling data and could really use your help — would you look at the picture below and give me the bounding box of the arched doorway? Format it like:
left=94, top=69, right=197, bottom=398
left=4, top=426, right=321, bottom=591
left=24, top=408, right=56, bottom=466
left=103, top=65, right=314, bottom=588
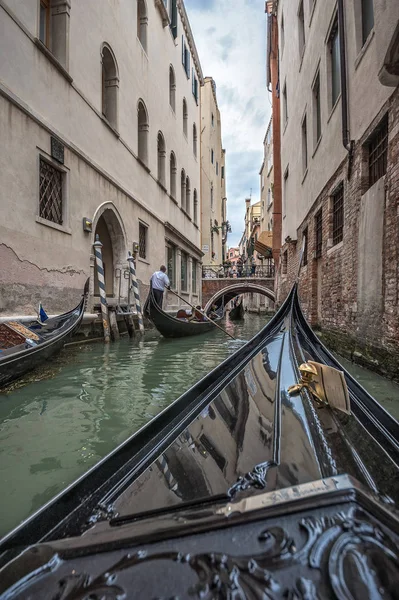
left=92, top=204, right=127, bottom=300
left=94, top=215, right=114, bottom=296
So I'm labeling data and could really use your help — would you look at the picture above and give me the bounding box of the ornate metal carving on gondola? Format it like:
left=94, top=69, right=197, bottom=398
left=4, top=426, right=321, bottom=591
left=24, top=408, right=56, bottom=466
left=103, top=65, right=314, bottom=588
left=9, top=505, right=397, bottom=599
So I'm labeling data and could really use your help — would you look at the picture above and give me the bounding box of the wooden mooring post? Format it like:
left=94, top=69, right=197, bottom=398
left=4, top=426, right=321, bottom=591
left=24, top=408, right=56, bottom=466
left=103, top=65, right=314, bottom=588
left=93, top=234, right=111, bottom=343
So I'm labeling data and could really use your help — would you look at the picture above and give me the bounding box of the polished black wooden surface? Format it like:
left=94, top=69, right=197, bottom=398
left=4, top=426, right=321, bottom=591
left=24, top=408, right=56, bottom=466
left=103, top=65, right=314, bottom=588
left=1, top=284, right=399, bottom=598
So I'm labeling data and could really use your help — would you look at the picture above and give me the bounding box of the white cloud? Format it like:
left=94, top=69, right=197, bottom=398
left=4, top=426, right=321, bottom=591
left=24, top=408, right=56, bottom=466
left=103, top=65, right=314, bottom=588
left=185, top=0, right=271, bottom=247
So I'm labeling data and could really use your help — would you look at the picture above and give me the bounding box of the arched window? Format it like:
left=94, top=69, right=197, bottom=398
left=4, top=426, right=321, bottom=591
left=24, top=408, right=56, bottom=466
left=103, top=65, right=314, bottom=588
left=101, top=44, right=119, bottom=129
left=185, top=176, right=190, bottom=215
left=193, top=123, right=197, bottom=157
left=137, top=100, right=149, bottom=164
left=193, top=189, right=198, bottom=225
left=157, top=132, right=166, bottom=186
left=169, top=66, right=176, bottom=112
left=181, top=169, right=186, bottom=208
left=170, top=152, right=177, bottom=199
left=137, top=0, right=148, bottom=53
left=182, top=99, right=188, bottom=137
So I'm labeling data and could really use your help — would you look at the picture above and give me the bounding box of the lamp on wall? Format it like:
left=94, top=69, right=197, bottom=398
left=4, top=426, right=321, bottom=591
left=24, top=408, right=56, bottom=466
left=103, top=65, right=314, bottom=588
left=82, top=218, right=92, bottom=233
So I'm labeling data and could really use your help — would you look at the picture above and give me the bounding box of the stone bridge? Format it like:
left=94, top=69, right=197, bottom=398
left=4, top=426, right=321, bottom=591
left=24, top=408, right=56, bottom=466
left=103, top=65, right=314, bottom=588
left=203, top=278, right=275, bottom=311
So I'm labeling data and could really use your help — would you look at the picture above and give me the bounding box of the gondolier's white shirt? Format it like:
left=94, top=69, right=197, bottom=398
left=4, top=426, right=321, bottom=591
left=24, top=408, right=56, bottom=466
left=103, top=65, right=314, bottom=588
left=151, top=271, right=170, bottom=291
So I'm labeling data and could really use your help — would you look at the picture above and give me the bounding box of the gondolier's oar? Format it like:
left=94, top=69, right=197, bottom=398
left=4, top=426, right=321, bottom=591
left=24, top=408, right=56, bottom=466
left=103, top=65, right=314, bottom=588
left=167, top=288, right=236, bottom=340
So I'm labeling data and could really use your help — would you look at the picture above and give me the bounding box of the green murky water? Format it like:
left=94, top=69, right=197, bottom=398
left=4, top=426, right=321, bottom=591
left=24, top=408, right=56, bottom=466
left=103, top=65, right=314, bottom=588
left=0, top=313, right=398, bottom=538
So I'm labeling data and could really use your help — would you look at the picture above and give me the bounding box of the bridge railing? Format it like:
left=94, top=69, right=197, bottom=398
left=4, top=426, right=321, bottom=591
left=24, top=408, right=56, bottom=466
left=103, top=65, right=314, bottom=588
left=202, top=262, right=275, bottom=279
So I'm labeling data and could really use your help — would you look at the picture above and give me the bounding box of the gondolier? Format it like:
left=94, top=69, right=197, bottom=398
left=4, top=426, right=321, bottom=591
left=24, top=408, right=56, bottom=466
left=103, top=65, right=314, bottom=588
left=150, top=266, right=170, bottom=308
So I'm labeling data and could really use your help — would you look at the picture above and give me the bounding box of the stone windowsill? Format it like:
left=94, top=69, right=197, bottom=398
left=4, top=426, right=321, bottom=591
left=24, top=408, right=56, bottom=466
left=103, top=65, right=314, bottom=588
left=138, top=257, right=150, bottom=265
left=157, top=180, right=167, bottom=193
left=137, top=37, right=149, bottom=60
left=36, top=215, right=72, bottom=234
left=312, top=134, right=322, bottom=158
left=301, top=168, right=308, bottom=185
left=283, top=118, right=289, bottom=135
left=34, top=39, right=73, bottom=84
left=308, top=0, right=317, bottom=28
left=169, top=194, right=178, bottom=205
left=298, top=45, right=306, bottom=72
left=137, top=157, right=151, bottom=174
left=355, top=30, right=375, bottom=71
left=101, top=115, right=120, bottom=138
left=327, top=93, right=341, bottom=124
left=327, top=240, right=343, bottom=256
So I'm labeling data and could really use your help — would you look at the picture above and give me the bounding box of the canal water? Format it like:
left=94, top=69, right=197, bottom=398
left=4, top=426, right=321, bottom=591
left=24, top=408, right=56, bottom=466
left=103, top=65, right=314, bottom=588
left=0, top=313, right=398, bottom=538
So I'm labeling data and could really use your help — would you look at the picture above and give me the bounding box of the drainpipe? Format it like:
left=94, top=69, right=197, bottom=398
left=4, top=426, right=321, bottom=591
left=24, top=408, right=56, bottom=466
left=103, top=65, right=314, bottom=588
left=337, top=0, right=354, bottom=179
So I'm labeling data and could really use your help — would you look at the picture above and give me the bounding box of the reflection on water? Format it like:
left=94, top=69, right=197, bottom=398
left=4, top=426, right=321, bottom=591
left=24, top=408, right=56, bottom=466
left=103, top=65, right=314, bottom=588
left=0, top=313, right=398, bottom=537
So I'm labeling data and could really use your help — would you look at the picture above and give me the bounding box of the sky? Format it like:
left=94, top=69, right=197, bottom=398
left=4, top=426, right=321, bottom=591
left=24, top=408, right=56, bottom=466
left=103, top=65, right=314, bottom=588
left=184, top=0, right=271, bottom=248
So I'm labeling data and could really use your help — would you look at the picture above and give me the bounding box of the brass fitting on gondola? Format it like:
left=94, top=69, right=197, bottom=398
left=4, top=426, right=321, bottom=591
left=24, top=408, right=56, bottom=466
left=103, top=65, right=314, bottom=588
left=288, top=362, right=327, bottom=406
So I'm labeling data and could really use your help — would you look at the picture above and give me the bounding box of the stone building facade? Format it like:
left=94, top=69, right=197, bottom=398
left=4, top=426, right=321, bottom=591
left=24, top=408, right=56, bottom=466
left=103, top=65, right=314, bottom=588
left=200, top=77, right=227, bottom=266
left=0, top=0, right=205, bottom=316
left=259, top=117, right=274, bottom=234
left=271, top=0, right=399, bottom=376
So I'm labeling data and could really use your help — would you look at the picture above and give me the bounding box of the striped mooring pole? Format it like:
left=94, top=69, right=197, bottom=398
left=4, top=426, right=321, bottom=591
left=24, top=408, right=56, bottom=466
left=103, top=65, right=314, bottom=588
left=93, top=234, right=111, bottom=343
left=127, top=251, right=144, bottom=333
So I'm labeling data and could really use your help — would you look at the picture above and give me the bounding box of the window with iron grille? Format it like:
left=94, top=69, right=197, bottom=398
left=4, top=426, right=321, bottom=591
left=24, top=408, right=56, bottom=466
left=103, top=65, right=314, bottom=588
left=139, top=223, right=147, bottom=259
left=368, top=116, right=388, bottom=189
left=332, top=185, right=344, bottom=246
left=39, top=159, right=63, bottom=225
left=302, top=227, right=308, bottom=266
left=315, top=209, right=322, bottom=258
left=282, top=250, right=288, bottom=275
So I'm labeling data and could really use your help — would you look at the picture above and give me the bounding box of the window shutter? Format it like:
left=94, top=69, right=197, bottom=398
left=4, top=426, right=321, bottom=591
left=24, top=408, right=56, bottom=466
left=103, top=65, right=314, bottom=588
left=182, top=36, right=185, bottom=66
left=192, top=68, right=195, bottom=95
left=171, top=0, right=177, bottom=38
left=187, top=51, right=190, bottom=78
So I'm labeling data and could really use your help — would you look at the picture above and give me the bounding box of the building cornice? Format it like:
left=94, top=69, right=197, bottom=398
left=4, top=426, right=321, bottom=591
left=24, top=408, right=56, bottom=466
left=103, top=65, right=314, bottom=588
left=165, top=222, right=203, bottom=256
left=178, top=0, right=204, bottom=85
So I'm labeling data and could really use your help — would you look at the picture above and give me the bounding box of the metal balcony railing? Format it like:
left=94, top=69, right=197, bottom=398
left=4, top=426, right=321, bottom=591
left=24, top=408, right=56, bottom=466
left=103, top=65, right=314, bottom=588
left=202, top=261, right=275, bottom=279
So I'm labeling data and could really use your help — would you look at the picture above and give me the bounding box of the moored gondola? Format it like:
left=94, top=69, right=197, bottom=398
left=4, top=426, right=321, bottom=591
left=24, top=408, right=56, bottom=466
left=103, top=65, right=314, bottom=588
left=1, top=283, right=399, bottom=598
left=146, top=288, right=224, bottom=338
left=229, top=296, right=244, bottom=320
left=0, top=279, right=89, bottom=388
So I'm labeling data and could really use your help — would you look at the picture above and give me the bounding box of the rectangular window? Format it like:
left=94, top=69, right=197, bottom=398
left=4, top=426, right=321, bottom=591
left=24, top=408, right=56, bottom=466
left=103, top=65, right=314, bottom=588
left=312, top=71, right=321, bottom=147
left=315, top=209, right=322, bottom=258
left=298, top=1, right=305, bottom=58
left=192, top=259, right=197, bottom=294
left=283, top=82, right=288, bottom=126
left=210, top=185, right=214, bottom=211
left=211, top=149, right=214, bottom=164
left=368, top=115, right=388, bottom=189
left=182, top=36, right=190, bottom=78
left=221, top=166, right=225, bottom=179
left=39, top=158, right=63, bottom=225
left=301, top=114, right=308, bottom=174
left=192, top=69, right=199, bottom=104
left=181, top=251, right=188, bottom=291
left=328, top=18, right=341, bottom=108
left=283, top=166, right=289, bottom=217
left=167, top=244, right=176, bottom=289
left=361, top=0, right=374, bottom=45
left=281, top=13, right=285, bottom=56
left=170, top=0, right=177, bottom=38
left=302, top=227, right=308, bottom=266
left=332, top=185, right=344, bottom=246
left=39, top=0, right=50, bottom=47
left=216, top=162, right=219, bottom=175
left=139, top=222, right=147, bottom=259
left=282, top=250, right=288, bottom=275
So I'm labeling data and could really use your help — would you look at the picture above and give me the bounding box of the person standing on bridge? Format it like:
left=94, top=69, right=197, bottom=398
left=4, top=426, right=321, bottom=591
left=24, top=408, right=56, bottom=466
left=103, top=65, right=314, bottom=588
left=150, top=265, right=170, bottom=307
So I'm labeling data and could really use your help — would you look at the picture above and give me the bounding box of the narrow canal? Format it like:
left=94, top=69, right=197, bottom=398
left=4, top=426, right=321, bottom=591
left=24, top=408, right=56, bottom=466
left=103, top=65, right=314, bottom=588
left=0, top=313, right=398, bottom=538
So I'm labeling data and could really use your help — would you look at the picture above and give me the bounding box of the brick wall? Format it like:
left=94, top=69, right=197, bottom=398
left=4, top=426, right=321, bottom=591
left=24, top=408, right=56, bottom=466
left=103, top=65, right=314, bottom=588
left=277, top=87, right=399, bottom=378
